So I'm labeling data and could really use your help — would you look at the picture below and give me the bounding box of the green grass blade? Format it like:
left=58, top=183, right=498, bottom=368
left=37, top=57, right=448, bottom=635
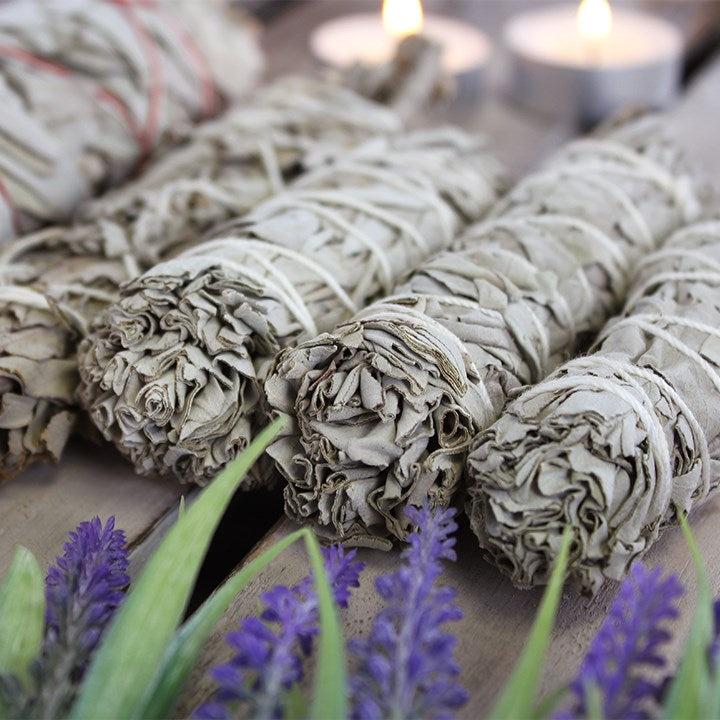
left=139, top=528, right=308, bottom=719
left=0, top=546, right=44, bottom=688
left=490, top=526, right=572, bottom=720
left=284, top=683, right=309, bottom=720
left=69, top=417, right=285, bottom=720
left=532, top=684, right=568, bottom=719
left=305, top=531, right=348, bottom=720
left=662, top=510, right=713, bottom=719
left=586, top=683, right=605, bottom=720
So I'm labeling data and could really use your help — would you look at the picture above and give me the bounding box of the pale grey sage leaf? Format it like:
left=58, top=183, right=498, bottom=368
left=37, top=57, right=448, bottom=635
left=0, top=0, right=261, bottom=241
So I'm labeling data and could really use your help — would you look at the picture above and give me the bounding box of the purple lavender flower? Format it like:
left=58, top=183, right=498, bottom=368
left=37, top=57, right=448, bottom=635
left=31, top=516, right=130, bottom=717
left=563, top=563, right=683, bottom=720
left=349, top=504, right=467, bottom=720
left=710, top=598, right=720, bottom=669
left=194, top=545, right=364, bottom=720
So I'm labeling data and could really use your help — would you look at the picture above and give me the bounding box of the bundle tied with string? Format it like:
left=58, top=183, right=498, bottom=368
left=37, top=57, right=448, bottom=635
left=264, top=115, right=702, bottom=549
left=0, top=0, right=261, bottom=242
left=0, top=74, right=413, bottom=480
left=466, top=220, right=720, bottom=594
left=0, top=227, right=142, bottom=478
left=77, top=128, right=505, bottom=486
left=74, top=76, right=403, bottom=268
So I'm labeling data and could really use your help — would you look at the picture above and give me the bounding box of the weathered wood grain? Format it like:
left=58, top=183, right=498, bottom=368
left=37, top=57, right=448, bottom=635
left=0, top=438, right=181, bottom=576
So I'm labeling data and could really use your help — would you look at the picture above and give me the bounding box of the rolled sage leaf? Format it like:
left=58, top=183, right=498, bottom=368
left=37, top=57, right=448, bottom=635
left=265, top=115, right=701, bottom=547
left=467, top=220, right=720, bottom=593
left=0, top=0, right=261, bottom=242
left=75, top=76, right=403, bottom=267
left=78, top=128, right=505, bottom=485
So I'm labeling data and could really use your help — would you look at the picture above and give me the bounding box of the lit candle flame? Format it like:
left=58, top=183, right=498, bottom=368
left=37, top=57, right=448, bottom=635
left=577, top=0, right=613, bottom=40
left=382, top=0, right=424, bottom=38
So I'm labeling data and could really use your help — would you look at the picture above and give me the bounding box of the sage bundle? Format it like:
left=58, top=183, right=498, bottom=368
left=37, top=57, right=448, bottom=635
left=75, top=76, right=403, bottom=267
left=0, top=0, right=261, bottom=241
left=0, top=227, right=140, bottom=477
left=77, top=129, right=505, bottom=485
left=466, top=220, right=720, bottom=594
left=264, top=116, right=702, bottom=548
left=0, top=70, right=418, bottom=480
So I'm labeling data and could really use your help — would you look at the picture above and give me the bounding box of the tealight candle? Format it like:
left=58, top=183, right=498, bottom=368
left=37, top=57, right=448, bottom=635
left=310, top=0, right=491, bottom=78
left=505, top=0, right=683, bottom=125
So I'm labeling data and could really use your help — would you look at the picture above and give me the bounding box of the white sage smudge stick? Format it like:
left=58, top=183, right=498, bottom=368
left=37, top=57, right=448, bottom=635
left=0, top=0, right=261, bottom=241
left=74, top=76, right=403, bottom=267
left=77, top=129, right=506, bottom=485
left=0, top=65, right=427, bottom=480
left=0, top=226, right=141, bottom=478
left=466, top=220, right=720, bottom=594
left=264, top=115, right=702, bottom=549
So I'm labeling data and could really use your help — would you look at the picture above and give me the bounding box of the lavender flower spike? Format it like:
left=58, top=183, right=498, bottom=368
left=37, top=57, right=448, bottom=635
left=32, top=516, right=130, bottom=717
left=350, top=504, right=467, bottom=720
left=564, top=563, right=683, bottom=720
left=194, top=545, right=364, bottom=720
left=710, top=598, right=720, bottom=669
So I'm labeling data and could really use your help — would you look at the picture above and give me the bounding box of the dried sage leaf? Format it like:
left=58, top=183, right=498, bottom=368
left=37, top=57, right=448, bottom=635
left=0, top=71, right=413, bottom=479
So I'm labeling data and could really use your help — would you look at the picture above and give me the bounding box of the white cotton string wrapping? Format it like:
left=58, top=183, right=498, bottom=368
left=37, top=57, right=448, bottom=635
left=74, top=77, right=404, bottom=268
left=466, top=220, right=720, bottom=594
left=77, top=128, right=505, bottom=486
left=0, top=0, right=262, bottom=242
left=264, top=114, right=703, bottom=548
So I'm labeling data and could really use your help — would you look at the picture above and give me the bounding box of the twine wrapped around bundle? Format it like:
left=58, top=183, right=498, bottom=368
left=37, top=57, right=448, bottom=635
left=466, top=220, right=720, bottom=594
left=264, top=116, right=702, bottom=548
left=75, top=76, right=402, bottom=267
left=77, top=129, right=505, bottom=485
left=0, top=0, right=261, bottom=241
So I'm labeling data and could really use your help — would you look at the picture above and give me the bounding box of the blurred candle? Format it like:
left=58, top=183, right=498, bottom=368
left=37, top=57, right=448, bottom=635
left=310, top=0, right=491, bottom=77
left=504, top=0, right=683, bottom=125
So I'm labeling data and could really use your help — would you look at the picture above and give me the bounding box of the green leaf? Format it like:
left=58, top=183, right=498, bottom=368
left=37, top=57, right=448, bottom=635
left=69, top=417, right=286, bottom=720
left=139, top=527, right=308, bottom=719
left=305, top=530, right=348, bottom=720
left=284, top=682, right=309, bottom=720
left=662, top=510, right=713, bottom=719
left=532, top=684, right=568, bottom=719
left=0, top=546, right=44, bottom=688
left=490, top=526, right=572, bottom=720
left=586, top=683, right=605, bottom=720
left=178, top=496, right=186, bottom=520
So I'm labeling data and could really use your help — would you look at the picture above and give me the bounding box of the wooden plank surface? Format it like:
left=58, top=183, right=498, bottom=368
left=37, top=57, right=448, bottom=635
left=0, top=438, right=182, bottom=576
